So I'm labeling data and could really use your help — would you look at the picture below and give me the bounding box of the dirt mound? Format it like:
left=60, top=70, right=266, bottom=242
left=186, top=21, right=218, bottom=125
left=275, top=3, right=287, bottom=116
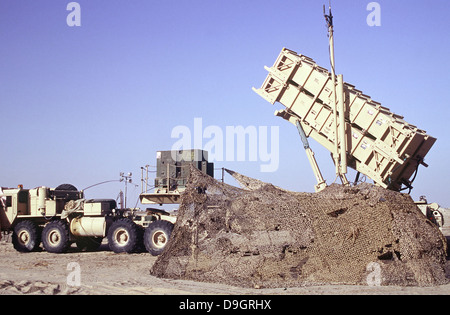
left=151, top=167, right=448, bottom=288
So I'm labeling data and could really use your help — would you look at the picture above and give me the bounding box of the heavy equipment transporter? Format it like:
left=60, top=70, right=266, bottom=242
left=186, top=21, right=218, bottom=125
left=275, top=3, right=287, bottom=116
left=0, top=184, right=175, bottom=254
left=0, top=149, right=213, bottom=255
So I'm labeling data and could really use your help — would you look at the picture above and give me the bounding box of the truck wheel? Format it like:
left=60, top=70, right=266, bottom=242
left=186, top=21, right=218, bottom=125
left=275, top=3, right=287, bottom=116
left=12, top=220, right=41, bottom=252
left=144, top=220, right=174, bottom=256
left=42, top=220, right=70, bottom=253
left=107, top=218, right=141, bottom=253
left=76, top=237, right=103, bottom=251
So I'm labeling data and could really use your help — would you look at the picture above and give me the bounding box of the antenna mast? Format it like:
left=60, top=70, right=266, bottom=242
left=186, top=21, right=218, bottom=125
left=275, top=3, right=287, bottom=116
left=324, top=2, right=349, bottom=186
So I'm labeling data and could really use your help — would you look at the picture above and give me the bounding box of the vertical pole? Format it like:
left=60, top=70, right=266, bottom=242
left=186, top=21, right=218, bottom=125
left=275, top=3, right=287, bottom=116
left=324, top=4, right=340, bottom=177
left=141, top=167, right=144, bottom=194
left=145, top=165, right=149, bottom=193
left=337, top=74, right=347, bottom=174
left=124, top=179, right=128, bottom=209
left=325, top=3, right=349, bottom=186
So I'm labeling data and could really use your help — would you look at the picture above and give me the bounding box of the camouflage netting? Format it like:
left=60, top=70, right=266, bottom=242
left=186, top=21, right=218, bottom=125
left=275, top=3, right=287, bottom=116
left=151, top=167, right=448, bottom=287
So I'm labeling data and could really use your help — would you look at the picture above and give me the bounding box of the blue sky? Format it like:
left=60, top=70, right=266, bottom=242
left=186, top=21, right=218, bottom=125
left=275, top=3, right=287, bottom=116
left=1, top=0, right=450, bottom=207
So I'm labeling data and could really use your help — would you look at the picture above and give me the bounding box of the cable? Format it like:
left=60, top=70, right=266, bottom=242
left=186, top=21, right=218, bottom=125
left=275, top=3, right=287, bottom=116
left=82, top=180, right=120, bottom=191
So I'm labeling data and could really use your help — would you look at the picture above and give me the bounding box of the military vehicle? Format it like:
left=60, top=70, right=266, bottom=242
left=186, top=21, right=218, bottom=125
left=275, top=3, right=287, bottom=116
left=0, top=149, right=213, bottom=255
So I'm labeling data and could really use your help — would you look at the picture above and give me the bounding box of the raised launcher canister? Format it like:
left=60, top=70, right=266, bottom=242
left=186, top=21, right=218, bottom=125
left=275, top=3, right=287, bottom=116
left=253, top=48, right=436, bottom=192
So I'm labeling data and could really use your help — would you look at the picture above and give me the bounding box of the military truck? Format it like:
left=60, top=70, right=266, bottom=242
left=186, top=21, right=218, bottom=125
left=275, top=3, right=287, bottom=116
left=0, top=184, right=169, bottom=254
left=0, top=149, right=213, bottom=255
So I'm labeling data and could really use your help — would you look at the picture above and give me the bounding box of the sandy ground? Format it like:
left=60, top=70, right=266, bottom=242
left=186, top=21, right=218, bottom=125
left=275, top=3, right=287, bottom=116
left=1, top=209, right=450, bottom=295
left=0, top=238, right=449, bottom=295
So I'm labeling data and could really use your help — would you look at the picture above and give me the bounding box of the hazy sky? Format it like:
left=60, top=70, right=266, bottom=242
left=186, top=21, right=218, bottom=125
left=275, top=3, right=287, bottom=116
left=1, top=0, right=450, bottom=207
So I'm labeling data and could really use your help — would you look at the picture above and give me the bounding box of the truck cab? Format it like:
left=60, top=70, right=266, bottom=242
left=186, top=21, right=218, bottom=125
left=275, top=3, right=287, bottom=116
left=0, top=185, right=82, bottom=231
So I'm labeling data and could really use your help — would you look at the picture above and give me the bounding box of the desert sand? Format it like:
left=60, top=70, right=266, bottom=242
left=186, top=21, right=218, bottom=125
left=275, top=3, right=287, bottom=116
left=0, top=238, right=449, bottom=295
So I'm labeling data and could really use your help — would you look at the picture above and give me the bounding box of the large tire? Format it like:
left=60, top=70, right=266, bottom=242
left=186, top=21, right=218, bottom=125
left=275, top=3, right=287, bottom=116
left=107, top=218, right=142, bottom=253
left=12, top=220, right=41, bottom=252
left=144, top=220, right=174, bottom=256
left=42, top=220, right=70, bottom=253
